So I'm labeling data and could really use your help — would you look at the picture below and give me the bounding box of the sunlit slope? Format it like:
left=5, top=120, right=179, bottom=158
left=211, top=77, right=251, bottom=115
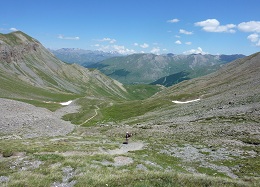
left=100, top=52, right=260, bottom=124
left=0, top=31, right=128, bottom=101
left=89, top=53, right=245, bottom=85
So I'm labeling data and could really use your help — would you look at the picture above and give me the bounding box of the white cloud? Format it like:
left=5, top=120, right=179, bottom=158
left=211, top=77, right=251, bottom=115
left=112, top=45, right=135, bottom=54
left=247, top=33, right=260, bottom=47
left=195, top=19, right=236, bottom=33
left=238, top=21, right=260, bottom=33
left=58, top=34, right=80, bottom=40
left=175, top=40, right=182, bottom=45
left=133, top=42, right=139, bottom=46
left=167, top=18, right=179, bottom=23
left=98, top=37, right=116, bottom=43
left=237, top=21, right=260, bottom=47
left=247, top=33, right=259, bottom=42
left=183, top=47, right=207, bottom=55
left=185, top=42, right=192, bottom=45
left=151, top=47, right=160, bottom=55
left=94, top=44, right=135, bottom=54
left=175, top=35, right=180, bottom=38
left=179, top=29, right=193, bottom=35
left=140, top=43, right=149, bottom=48
left=10, top=27, right=18, bottom=31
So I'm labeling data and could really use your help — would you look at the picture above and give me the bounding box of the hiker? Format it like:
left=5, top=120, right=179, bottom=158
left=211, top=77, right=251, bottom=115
left=125, top=132, right=131, bottom=143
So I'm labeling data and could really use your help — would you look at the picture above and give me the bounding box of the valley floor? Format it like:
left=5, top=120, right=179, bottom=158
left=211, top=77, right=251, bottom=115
left=0, top=98, right=260, bottom=186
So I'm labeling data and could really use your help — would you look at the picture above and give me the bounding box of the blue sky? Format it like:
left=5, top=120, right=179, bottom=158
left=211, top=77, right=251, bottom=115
left=0, top=0, right=260, bottom=55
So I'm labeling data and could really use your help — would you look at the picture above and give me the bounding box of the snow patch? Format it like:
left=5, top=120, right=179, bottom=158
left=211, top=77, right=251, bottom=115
left=172, top=98, right=200, bottom=104
left=60, top=100, right=73, bottom=106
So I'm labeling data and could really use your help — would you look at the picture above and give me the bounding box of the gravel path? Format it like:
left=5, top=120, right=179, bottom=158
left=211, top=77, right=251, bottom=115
left=0, top=98, right=75, bottom=139
left=106, top=142, right=145, bottom=155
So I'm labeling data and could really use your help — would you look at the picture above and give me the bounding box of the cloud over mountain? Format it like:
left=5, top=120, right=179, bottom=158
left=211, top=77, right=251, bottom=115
left=140, top=43, right=149, bottom=48
left=112, top=45, right=135, bottom=54
left=10, top=28, right=18, bottom=31
left=150, top=47, right=160, bottom=54
left=183, top=47, right=207, bottom=55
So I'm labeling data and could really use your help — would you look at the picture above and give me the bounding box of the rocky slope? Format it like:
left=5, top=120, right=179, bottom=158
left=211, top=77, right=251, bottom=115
left=122, top=52, right=260, bottom=125
left=0, top=31, right=127, bottom=100
left=0, top=98, right=75, bottom=138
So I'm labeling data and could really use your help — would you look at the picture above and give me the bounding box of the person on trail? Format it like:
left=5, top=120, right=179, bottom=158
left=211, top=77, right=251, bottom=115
left=125, top=132, right=131, bottom=143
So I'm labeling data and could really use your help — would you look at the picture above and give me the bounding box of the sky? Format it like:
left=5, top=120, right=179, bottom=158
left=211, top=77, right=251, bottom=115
left=0, top=0, right=260, bottom=55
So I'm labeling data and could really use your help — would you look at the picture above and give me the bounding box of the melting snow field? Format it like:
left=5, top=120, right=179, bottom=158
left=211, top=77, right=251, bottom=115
left=60, top=100, right=73, bottom=106
left=172, top=98, right=200, bottom=104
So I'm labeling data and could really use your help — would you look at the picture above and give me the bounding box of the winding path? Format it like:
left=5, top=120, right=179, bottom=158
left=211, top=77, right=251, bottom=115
left=80, top=105, right=100, bottom=125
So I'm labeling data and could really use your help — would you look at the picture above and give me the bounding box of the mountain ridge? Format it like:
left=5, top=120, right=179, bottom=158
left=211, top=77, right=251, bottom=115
left=87, top=53, right=245, bottom=85
left=49, top=48, right=122, bottom=66
left=0, top=31, right=128, bottom=100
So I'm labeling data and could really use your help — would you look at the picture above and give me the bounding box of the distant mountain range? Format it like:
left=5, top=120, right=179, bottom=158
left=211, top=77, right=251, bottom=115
left=49, top=48, right=122, bottom=66
left=49, top=48, right=245, bottom=87
left=87, top=53, right=245, bottom=86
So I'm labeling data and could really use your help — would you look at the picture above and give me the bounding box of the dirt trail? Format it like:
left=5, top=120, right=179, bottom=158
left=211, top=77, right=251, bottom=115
left=80, top=105, right=100, bottom=126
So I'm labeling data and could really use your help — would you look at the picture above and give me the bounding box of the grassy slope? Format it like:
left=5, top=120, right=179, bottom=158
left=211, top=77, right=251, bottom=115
left=0, top=69, right=81, bottom=111
left=0, top=126, right=258, bottom=187
left=97, top=52, right=260, bottom=124
left=0, top=31, right=134, bottom=110
left=62, top=84, right=162, bottom=126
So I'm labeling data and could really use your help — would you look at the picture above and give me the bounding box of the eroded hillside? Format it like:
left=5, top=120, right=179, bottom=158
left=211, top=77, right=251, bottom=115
left=0, top=31, right=128, bottom=100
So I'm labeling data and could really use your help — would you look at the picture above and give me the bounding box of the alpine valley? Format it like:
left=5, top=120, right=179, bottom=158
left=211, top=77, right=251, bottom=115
left=87, top=53, right=245, bottom=86
left=0, top=31, right=259, bottom=187
left=51, top=48, right=245, bottom=86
